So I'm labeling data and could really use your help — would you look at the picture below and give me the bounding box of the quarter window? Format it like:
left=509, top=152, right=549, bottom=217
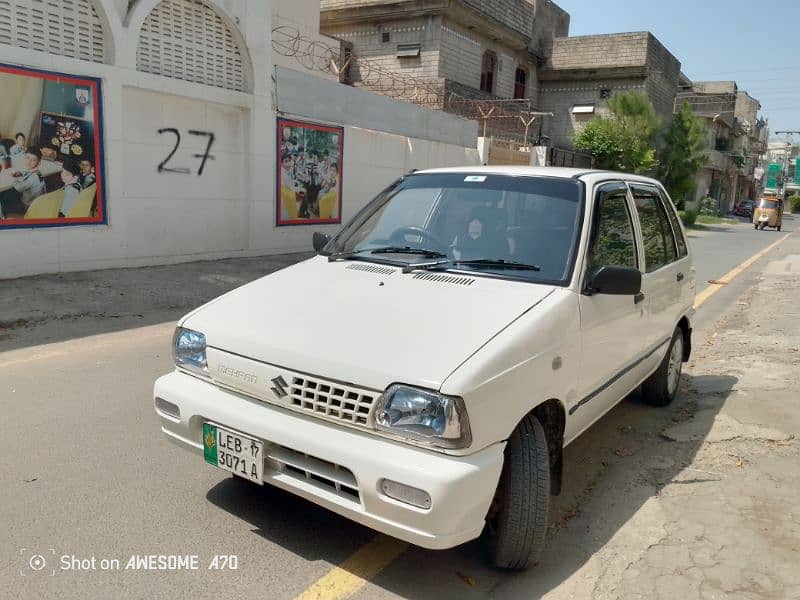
left=588, top=188, right=637, bottom=275
left=631, top=185, right=679, bottom=272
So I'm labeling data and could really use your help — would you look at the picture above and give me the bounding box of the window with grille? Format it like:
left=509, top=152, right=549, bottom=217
left=480, top=51, right=496, bottom=94
left=514, top=67, right=527, bottom=99
left=136, top=0, right=248, bottom=92
left=0, top=0, right=106, bottom=63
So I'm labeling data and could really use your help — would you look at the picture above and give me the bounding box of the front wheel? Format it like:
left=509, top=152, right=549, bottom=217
left=483, top=414, right=550, bottom=570
left=642, top=328, right=684, bottom=407
left=777, top=225, right=782, bottom=231
left=760, top=221, right=767, bottom=230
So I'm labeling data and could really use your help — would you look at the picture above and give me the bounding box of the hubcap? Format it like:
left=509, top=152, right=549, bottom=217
left=667, top=336, right=683, bottom=396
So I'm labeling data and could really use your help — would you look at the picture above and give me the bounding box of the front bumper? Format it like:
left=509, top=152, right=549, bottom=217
left=153, top=371, right=504, bottom=549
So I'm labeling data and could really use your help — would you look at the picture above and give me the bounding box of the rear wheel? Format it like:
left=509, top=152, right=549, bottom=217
left=642, top=328, right=684, bottom=407
left=484, top=414, right=550, bottom=570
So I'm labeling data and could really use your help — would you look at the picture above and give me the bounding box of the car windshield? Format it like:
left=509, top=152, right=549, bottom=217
left=759, top=199, right=779, bottom=209
left=327, top=173, right=584, bottom=284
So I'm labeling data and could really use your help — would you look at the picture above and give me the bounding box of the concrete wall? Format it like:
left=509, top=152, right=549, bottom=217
left=0, top=0, right=479, bottom=279
left=461, top=0, right=534, bottom=39
left=531, top=0, right=570, bottom=55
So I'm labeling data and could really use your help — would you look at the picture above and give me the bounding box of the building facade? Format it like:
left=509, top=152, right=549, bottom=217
left=320, top=0, right=569, bottom=140
left=537, top=32, right=682, bottom=149
left=676, top=81, right=767, bottom=210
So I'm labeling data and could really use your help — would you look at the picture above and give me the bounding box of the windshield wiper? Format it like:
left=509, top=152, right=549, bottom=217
left=369, top=246, right=447, bottom=258
left=452, top=259, right=541, bottom=271
left=328, top=246, right=446, bottom=263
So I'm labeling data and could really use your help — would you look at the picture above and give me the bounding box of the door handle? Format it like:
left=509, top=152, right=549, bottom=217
left=634, top=292, right=645, bottom=304
left=677, top=272, right=685, bottom=282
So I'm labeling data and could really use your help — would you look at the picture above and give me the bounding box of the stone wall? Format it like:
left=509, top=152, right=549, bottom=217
left=549, top=32, right=650, bottom=70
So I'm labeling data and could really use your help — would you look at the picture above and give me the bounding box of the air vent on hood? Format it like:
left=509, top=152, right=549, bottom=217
left=412, top=272, right=475, bottom=286
left=345, top=263, right=398, bottom=276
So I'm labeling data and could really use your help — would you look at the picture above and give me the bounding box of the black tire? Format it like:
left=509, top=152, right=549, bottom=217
left=642, top=328, right=684, bottom=407
left=754, top=223, right=758, bottom=229
left=483, top=414, right=550, bottom=570
left=760, top=221, right=767, bottom=230
left=777, top=225, right=782, bottom=231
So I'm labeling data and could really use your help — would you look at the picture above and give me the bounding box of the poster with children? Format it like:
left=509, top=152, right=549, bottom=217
left=0, top=63, right=106, bottom=228
left=277, top=118, right=343, bottom=226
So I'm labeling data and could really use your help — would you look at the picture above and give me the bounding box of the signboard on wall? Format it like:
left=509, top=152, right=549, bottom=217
left=795, top=158, right=800, bottom=185
left=0, top=63, right=106, bottom=228
left=766, top=163, right=782, bottom=189
left=276, top=117, right=343, bottom=226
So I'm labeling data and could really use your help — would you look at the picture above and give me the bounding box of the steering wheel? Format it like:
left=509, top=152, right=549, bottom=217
left=388, top=226, right=451, bottom=256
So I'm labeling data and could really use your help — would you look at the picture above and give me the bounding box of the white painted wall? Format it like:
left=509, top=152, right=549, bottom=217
left=0, top=0, right=478, bottom=279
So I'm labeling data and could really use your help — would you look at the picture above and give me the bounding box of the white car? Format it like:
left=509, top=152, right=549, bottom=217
left=154, top=166, right=695, bottom=569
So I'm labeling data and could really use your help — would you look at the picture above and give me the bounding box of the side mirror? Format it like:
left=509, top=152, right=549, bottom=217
left=312, top=232, right=331, bottom=253
left=587, top=266, right=641, bottom=295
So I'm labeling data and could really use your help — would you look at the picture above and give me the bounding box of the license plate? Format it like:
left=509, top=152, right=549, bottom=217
left=203, top=423, right=264, bottom=484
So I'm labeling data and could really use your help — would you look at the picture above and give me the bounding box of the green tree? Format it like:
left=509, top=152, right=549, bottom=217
left=657, top=102, right=709, bottom=206
left=573, top=92, right=661, bottom=173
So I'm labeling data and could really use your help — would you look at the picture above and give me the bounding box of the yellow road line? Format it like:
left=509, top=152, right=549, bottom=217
left=296, top=536, right=408, bottom=600
left=694, top=233, right=791, bottom=308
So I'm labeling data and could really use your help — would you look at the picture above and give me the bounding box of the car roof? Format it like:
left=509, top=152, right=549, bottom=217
left=414, top=165, right=664, bottom=187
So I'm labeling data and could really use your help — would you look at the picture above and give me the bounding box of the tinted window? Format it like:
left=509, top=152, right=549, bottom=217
left=631, top=185, right=678, bottom=272
left=759, top=199, right=779, bottom=209
left=588, top=188, right=637, bottom=275
left=658, top=189, right=688, bottom=258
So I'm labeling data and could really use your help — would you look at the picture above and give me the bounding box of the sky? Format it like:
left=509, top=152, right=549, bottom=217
left=555, top=0, right=800, bottom=142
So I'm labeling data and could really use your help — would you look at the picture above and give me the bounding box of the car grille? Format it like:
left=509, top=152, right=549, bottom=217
left=267, top=444, right=360, bottom=504
left=289, top=376, right=377, bottom=426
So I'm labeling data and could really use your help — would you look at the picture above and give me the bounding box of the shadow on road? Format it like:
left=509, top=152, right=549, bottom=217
left=205, top=372, right=737, bottom=598
left=0, top=253, right=312, bottom=354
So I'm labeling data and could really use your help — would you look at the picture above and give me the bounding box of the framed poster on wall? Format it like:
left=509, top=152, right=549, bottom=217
left=277, top=117, right=343, bottom=226
left=0, top=63, right=107, bottom=228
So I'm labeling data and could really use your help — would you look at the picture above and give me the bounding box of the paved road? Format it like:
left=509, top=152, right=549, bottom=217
left=1, top=218, right=796, bottom=599
left=688, top=213, right=797, bottom=293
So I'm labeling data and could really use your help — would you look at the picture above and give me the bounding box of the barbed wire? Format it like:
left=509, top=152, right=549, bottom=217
left=271, top=26, right=548, bottom=142
left=272, top=26, right=444, bottom=105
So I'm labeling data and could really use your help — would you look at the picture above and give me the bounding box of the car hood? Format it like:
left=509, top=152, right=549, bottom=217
left=183, top=256, right=555, bottom=391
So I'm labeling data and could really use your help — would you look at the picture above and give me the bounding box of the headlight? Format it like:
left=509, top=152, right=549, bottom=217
left=172, top=327, right=208, bottom=375
left=375, top=384, right=471, bottom=449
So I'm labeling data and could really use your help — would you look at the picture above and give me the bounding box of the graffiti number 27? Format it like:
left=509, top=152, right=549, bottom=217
left=157, top=128, right=216, bottom=176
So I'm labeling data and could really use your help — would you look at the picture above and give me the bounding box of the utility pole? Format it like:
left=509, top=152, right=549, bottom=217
left=774, top=130, right=800, bottom=197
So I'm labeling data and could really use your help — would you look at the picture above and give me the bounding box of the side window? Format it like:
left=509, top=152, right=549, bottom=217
left=588, top=187, right=637, bottom=276
left=658, top=188, right=688, bottom=258
left=631, top=185, right=678, bottom=272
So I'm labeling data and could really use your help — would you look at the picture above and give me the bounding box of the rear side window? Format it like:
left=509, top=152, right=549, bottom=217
left=658, top=188, right=688, bottom=258
left=588, top=186, right=637, bottom=275
left=630, top=185, right=678, bottom=273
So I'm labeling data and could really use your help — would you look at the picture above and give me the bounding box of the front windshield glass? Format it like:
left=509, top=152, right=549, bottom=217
left=328, top=173, right=584, bottom=284
left=759, top=199, right=779, bottom=209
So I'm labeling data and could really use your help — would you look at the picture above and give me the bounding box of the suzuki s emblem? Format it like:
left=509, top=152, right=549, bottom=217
left=271, top=376, right=289, bottom=399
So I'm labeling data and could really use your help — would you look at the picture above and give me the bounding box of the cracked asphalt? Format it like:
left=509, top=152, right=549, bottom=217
left=1, top=221, right=798, bottom=599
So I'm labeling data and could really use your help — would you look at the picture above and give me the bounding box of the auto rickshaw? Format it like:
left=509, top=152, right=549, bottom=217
left=753, top=196, right=783, bottom=230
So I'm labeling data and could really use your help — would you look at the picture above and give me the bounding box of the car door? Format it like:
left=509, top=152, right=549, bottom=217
left=628, top=183, right=689, bottom=377
left=573, top=182, right=645, bottom=430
